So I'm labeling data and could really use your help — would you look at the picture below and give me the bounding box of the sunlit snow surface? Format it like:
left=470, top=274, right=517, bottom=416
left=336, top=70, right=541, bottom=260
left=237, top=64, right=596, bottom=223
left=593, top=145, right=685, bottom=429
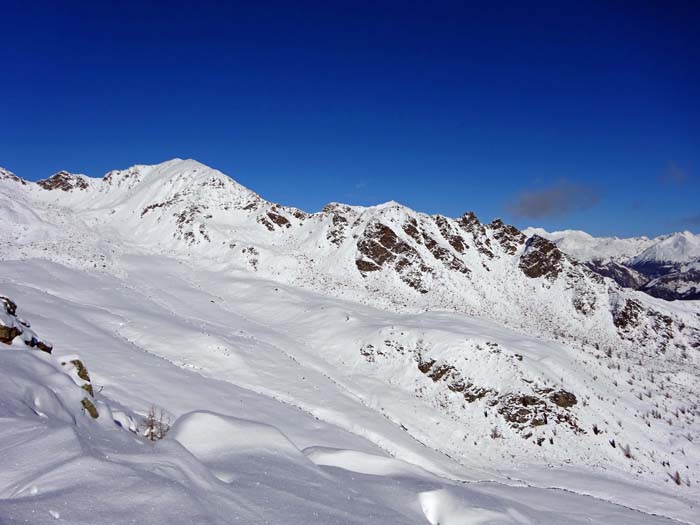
left=0, top=160, right=698, bottom=523
left=0, top=258, right=695, bottom=524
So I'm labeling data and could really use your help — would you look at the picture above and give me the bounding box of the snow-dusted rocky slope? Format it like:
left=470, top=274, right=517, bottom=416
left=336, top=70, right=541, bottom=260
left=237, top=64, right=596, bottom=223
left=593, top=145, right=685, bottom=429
left=0, top=290, right=685, bottom=524
left=1, top=159, right=699, bottom=523
left=525, top=227, right=700, bottom=300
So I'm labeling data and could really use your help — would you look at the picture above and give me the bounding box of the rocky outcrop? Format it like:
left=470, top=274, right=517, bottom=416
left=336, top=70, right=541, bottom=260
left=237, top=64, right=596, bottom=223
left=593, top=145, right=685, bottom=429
left=586, top=259, right=648, bottom=289
left=550, top=389, right=577, bottom=408
left=457, top=212, right=494, bottom=258
left=640, top=267, right=700, bottom=301
left=612, top=298, right=644, bottom=330
left=415, top=352, right=494, bottom=403
left=361, top=336, right=583, bottom=438
left=323, top=204, right=355, bottom=245
left=356, top=222, right=432, bottom=293
left=37, top=171, right=90, bottom=191
left=490, top=219, right=526, bottom=255
left=0, top=296, right=98, bottom=418
left=434, top=215, right=467, bottom=253
left=519, top=235, right=565, bottom=280
left=0, top=167, right=28, bottom=185
left=0, top=296, right=100, bottom=419
left=497, top=388, right=581, bottom=433
left=61, top=358, right=94, bottom=395
left=0, top=295, right=52, bottom=352
left=0, top=324, right=21, bottom=345
left=81, top=398, right=99, bottom=418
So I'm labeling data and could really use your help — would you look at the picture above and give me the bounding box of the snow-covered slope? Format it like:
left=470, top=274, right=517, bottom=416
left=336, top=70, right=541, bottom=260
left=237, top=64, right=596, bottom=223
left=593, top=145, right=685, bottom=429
left=2, top=159, right=700, bottom=522
left=0, top=159, right=686, bottom=350
left=1, top=261, right=697, bottom=524
left=630, top=232, right=700, bottom=266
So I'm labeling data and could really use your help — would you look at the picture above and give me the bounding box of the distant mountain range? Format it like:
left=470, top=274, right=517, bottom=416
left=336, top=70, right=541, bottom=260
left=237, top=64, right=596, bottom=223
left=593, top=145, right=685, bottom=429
left=524, top=228, right=700, bottom=300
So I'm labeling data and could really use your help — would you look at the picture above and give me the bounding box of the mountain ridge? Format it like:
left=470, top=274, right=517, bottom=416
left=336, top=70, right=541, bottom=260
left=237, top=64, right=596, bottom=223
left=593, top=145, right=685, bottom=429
left=2, top=157, right=700, bottom=518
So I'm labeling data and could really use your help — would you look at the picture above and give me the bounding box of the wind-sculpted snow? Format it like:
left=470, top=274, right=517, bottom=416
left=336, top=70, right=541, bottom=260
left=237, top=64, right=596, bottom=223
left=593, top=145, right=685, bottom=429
left=1, top=280, right=685, bottom=523
left=1, top=159, right=699, bottom=522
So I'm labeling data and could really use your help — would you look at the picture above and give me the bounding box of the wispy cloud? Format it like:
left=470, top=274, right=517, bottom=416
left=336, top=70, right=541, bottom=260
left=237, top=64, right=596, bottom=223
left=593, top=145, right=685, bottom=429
left=506, top=181, right=601, bottom=219
left=678, top=213, right=700, bottom=226
left=660, top=162, right=689, bottom=186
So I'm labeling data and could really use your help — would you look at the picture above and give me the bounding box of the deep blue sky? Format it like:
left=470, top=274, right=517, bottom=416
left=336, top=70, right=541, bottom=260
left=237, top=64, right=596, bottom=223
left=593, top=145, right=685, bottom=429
left=1, top=1, right=698, bottom=237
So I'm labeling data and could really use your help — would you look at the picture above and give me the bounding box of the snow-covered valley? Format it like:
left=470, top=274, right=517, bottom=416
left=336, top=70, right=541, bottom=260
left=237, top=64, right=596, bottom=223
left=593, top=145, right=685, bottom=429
left=1, top=159, right=699, bottom=524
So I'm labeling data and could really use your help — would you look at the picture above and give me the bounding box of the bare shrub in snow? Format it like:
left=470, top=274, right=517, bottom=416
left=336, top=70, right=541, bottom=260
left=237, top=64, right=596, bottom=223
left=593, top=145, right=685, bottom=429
left=669, top=471, right=682, bottom=486
left=141, top=405, right=171, bottom=441
left=621, top=443, right=633, bottom=459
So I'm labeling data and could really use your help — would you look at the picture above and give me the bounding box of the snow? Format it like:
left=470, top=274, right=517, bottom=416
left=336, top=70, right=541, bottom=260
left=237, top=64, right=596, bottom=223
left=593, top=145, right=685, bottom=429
left=0, top=158, right=699, bottom=523
left=525, top=227, right=700, bottom=265
left=304, top=446, right=432, bottom=478
left=523, top=227, right=655, bottom=262
left=171, top=411, right=309, bottom=482
left=630, top=231, right=700, bottom=265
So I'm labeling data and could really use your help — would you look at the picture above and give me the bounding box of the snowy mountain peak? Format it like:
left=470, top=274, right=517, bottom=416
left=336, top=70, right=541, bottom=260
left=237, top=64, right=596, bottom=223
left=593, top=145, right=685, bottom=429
left=373, top=200, right=405, bottom=210
left=523, top=227, right=700, bottom=299
left=630, top=230, right=700, bottom=265
left=101, top=158, right=255, bottom=196
left=0, top=167, right=28, bottom=186
left=524, top=227, right=657, bottom=263
left=37, top=170, right=91, bottom=191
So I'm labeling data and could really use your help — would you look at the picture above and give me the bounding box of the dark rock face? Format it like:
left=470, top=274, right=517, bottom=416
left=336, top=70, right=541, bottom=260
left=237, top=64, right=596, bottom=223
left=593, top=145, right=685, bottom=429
left=641, top=268, right=700, bottom=301
left=457, top=212, right=494, bottom=258
left=400, top=217, right=471, bottom=275
left=497, top=389, right=582, bottom=433
left=586, top=260, right=648, bottom=289
left=628, top=261, right=678, bottom=281
left=1, top=297, right=99, bottom=418
left=60, top=358, right=95, bottom=397
left=1, top=296, right=22, bottom=344
left=0, top=295, right=52, bottom=352
left=0, top=325, right=21, bottom=345
left=434, top=216, right=467, bottom=253
left=490, top=219, right=526, bottom=255
left=356, top=222, right=432, bottom=293
left=550, top=390, right=577, bottom=408
left=328, top=213, right=349, bottom=245
left=413, top=349, right=494, bottom=403
left=519, top=235, right=564, bottom=280
left=498, top=394, right=547, bottom=425
left=613, top=299, right=644, bottom=330
left=267, top=211, right=291, bottom=228
left=584, top=258, right=700, bottom=301
left=423, top=233, right=470, bottom=275
left=402, top=218, right=422, bottom=244
left=356, top=222, right=410, bottom=270
left=81, top=398, right=99, bottom=418
left=24, top=336, right=54, bottom=353
left=0, top=168, right=27, bottom=185
left=323, top=204, right=353, bottom=245
left=0, top=296, right=17, bottom=316
left=37, top=171, right=89, bottom=191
